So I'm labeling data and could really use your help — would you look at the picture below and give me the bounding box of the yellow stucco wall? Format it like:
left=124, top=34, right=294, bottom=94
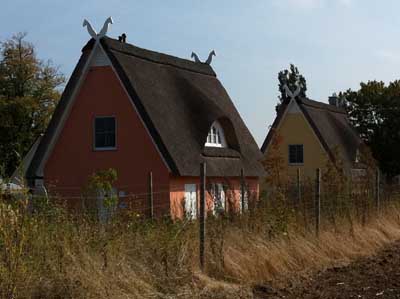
left=264, top=108, right=329, bottom=183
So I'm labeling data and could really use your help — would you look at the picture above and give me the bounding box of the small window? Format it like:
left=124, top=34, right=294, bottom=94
left=209, top=183, right=225, bottom=215
left=94, top=117, right=116, bottom=150
left=289, top=144, right=303, bottom=164
left=205, top=121, right=227, bottom=148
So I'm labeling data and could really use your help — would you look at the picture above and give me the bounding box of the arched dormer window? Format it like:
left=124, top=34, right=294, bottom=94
left=205, top=121, right=227, bottom=148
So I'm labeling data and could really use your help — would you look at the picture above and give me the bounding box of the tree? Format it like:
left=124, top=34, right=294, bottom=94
left=0, top=33, right=64, bottom=177
left=277, top=64, right=307, bottom=111
left=339, top=80, right=400, bottom=180
left=262, top=129, right=287, bottom=189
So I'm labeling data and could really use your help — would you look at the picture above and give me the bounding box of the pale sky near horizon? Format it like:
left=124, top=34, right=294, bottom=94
left=1, top=0, right=400, bottom=146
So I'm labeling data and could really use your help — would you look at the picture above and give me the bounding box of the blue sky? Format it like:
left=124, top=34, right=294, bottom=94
left=1, top=0, right=400, bottom=145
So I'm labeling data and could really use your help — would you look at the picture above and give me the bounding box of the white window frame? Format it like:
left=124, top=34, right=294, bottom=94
left=239, top=188, right=249, bottom=213
left=184, top=184, right=197, bottom=219
left=205, top=121, right=227, bottom=148
left=209, top=183, right=226, bottom=215
left=288, top=144, right=304, bottom=165
left=93, top=116, right=117, bottom=151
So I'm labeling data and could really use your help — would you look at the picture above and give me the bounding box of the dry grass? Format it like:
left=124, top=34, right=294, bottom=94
left=223, top=210, right=400, bottom=289
left=0, top=194, right=399, bottom=298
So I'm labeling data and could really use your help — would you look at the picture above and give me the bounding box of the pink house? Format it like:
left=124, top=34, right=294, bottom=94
left=18, top=23, right=264, bottom=218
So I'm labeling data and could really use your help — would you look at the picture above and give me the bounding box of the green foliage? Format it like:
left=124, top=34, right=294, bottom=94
left=277, top=64, right=307, bottom=111
left=0, top=32, right=65, bottom=176
left=84, top=168, right=118, bottom=211
left=338, top=80, right=400, bottom=179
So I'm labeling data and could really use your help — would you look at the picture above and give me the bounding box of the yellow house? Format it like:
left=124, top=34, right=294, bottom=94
left=260, top=95, right=363, bottom=182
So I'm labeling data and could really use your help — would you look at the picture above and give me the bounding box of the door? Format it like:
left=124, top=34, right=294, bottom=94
left=210, top=183, right=225, bottom=215
left=214, top=183, right=225, bottom=214
left=239, top=189, right=249, bottom=213
left=184, top=184, right=197, bottom=219
left=97, top=190, right=108, bottom=223
left=97, top=188, right=117, bottom=222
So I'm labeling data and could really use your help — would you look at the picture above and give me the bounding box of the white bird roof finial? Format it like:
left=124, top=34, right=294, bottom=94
left=191, top=50, right=216, bottom=65
left=283, top=82, right=302, bottom=100
left=83, top=17, right=113, bottom=40
left=205, top=50, right=216, bottom=65
left=191, top=52, right=201, bottom=63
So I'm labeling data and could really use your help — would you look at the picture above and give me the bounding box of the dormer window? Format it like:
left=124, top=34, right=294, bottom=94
left=205, top=121, right=227, bottom=148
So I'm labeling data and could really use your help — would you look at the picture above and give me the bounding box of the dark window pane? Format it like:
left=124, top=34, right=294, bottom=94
left=105, top=117, right=115, bottom=131
left=289, top=146, right=296, bottom=163
left=95, top=133, right=105, bottom=148
left=105, top=132, right=115, bottom=148
left=289, top=144, right=303, bottom=164
left=95, top=117, right=116, bottom=149
left=297, top=145, right=304, bottom=163
left=95, top=118, right=105, bottom=132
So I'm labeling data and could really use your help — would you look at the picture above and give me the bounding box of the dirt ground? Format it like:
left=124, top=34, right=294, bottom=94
left=253, top=241, right=400, bottom=299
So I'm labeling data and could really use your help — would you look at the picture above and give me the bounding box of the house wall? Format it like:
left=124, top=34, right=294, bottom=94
left=264, top=106, right=329, bottom=184
left=44, top=66, right=170, bottom=214
left=169, top=176, right=259, bottom=219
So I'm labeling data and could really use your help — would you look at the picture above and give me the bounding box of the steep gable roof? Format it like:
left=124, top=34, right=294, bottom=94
left=261, top=97, right=363, bottom=169
left=26, top=37, right=264, bottom=181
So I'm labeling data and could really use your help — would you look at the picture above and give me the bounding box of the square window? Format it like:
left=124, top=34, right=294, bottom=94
left=95, top=117, right=116, bottom=149
left=289, top=144, right=303, bottom=164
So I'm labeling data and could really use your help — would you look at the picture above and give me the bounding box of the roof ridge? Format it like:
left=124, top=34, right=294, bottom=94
left=300, top=97, right=347, bottom=114
left=101, top=37, right=216, bottom=77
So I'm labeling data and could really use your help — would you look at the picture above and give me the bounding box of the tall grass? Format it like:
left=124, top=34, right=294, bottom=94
left=1, top=187, right=400, bottom=298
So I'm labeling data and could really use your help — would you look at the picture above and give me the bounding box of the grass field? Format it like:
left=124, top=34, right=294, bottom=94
left=1, top=188, right=400, bottom=298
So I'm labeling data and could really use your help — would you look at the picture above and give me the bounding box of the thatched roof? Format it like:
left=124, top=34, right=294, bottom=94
left=26, top=37, right=264, bottom=181
left=261, top=97, right=363, bottom=169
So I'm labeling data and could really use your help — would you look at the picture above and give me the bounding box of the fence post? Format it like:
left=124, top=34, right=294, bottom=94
left=297, top=168, right=301, bottom=203
left=240, top=168, right=245, bottom=213
left=199, top=162, right=206, bottom=271
left=315, top=168, right=321, bottom=237
left=148, top=171, right=154, bottom=219
left=375, top=169, right=380, bottom=212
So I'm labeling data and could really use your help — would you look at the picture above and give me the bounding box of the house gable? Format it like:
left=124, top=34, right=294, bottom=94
left=264, top=99, right=329, bottom=178
left=262, top=99, right=327, bottom=155
left=262, top=97, right=364, bottom=179
left=27, top=41, right=172, bottom=184
left=44, top=63, right=170, bottom=196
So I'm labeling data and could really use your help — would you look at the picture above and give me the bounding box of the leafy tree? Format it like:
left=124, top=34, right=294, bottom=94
left=0, top=33, right=64, bottom=177
left=277, top=64, right=307, bottom=111
left=339, top=80, right=400, bottom=180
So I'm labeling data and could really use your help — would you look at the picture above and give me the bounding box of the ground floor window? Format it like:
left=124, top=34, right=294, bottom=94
left=184, top=184, right=197, bottom=219
left=239, top=188, right=249, bottom=213
left=96, top=187, right=117, bottom=222
left=209, top=183, right=226, bottom=215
